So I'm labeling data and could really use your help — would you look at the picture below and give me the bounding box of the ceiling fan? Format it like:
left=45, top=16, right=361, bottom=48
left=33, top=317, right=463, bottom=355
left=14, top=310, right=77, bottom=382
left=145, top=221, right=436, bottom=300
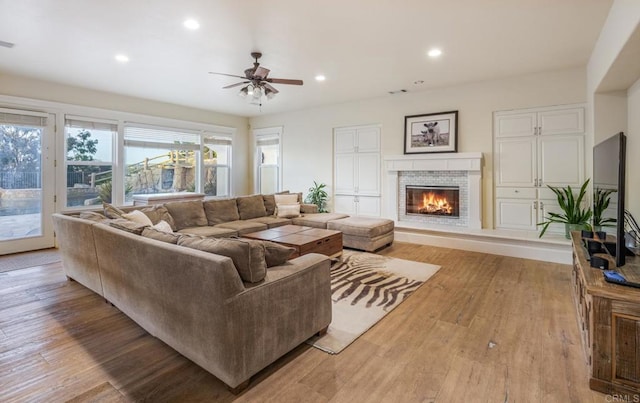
left=209, top=52, right=303, bottom=102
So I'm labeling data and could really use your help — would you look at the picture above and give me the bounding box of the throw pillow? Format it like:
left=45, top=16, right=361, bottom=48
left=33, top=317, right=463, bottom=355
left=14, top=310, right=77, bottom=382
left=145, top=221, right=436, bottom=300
left=276, top=203, right=301, bottom=218
left=152, top=220, right=174, bottom=233
left=140, top=205, right=177, bottom=230
left=262, top=194, right=277, bottom=216
left=108, top=218, right=148, bottom=235
left=123, top=210, right=153, bottom=226
left=141, top=227, right=181, bottom=244
left=79, top=211, right=108, bottom=222
left=274, top=194, right=299, bottom=205
left=177, top=236, right=267, bottom=283
left=262, top=240, right=295, bottom=266
left=103, top=203, right=126, bottom=219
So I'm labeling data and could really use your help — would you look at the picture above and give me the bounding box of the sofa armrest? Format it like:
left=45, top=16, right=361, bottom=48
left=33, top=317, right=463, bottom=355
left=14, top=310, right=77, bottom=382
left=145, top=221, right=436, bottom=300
left=300, top=203, right=319, bottom=214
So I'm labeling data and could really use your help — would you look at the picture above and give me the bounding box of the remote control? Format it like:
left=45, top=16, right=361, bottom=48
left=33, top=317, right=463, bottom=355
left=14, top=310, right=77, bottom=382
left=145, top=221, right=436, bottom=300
left=603, top=270, right=640, bottom=289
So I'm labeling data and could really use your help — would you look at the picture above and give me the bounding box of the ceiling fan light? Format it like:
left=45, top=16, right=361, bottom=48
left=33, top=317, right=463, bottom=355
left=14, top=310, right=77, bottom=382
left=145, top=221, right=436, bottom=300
left=265, top=88, right=276, bottom=100
left=238, top=86, right=249, bottom=98
left=253, top=86, right=262, bottom=98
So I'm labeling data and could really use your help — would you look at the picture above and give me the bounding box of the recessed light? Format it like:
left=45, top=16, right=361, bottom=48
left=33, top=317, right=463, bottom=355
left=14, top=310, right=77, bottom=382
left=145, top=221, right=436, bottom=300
left=315, top=75, right=326, bottom=81
left=115, top=54, right=129, bottom=63
left=184, top=19, right=200, bottom=30
left=428, top=48, right=442, bottom=58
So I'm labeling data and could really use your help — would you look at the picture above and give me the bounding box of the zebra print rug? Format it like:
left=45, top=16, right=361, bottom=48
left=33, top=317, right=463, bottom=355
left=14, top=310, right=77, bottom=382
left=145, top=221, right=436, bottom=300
left=307, top=250, right=440, bottom=354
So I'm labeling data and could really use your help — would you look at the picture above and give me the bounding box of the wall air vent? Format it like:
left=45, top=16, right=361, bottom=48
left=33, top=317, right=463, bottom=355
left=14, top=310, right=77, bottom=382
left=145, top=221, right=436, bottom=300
left=388, top=89, right=408, bottom=95
left=0, top=40, right=15, bottom=48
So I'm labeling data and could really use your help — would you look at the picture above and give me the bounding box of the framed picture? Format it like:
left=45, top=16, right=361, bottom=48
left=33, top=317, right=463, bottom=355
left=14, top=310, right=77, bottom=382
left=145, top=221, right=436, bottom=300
left=404, top=110, right=458, bottom=154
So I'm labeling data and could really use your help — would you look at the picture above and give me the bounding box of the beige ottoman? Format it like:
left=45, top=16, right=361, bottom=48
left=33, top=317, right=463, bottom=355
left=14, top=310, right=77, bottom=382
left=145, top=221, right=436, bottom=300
left=327, top=217, right=394, bottom=252
left=291, top=212, right=350, bottom=229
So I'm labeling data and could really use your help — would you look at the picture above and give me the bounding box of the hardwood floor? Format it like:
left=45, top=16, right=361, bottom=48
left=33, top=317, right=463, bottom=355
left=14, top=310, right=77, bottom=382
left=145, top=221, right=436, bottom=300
left=0, top=242, right=606, bottom=402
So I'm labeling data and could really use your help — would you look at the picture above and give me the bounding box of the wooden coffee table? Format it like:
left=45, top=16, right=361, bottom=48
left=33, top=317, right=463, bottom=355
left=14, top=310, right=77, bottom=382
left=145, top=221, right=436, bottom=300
left=244, top=225, right=342, bottom=259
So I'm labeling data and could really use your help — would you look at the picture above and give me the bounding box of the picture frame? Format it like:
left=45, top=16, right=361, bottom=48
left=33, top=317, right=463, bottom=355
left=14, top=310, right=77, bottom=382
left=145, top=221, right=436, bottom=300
left=404, top=110, right=458, bottom=154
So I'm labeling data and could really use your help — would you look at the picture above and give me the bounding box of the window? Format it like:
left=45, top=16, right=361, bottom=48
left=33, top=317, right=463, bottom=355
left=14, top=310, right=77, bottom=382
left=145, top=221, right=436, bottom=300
left=254, top=127, right=281, bottom=194
left=203, top=134, right=232, bottom=197
left=123, top=124, right=202, bottom=203
left=65, top=116, right=116, bottom=207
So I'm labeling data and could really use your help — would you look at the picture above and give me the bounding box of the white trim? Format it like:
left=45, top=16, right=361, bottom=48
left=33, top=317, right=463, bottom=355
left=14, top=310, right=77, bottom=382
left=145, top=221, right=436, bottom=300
left=253, top=126, right=283, bottom=194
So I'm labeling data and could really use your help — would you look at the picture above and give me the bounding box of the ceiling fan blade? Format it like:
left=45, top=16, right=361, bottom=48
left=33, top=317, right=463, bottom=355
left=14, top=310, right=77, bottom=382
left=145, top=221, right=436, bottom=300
left=262, top=82, right=279, bottom=94
left=254, top=66, right=270, bottom=79
left=208, top=72, right=247, bottom=79
left=223, top=81, right=249, bottom=89
left=267, top=78, right=303, bottom=86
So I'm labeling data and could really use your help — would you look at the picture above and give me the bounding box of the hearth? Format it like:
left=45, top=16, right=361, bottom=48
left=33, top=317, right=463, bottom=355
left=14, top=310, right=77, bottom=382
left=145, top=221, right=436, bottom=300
left=406, top=185, right=460, bottom=217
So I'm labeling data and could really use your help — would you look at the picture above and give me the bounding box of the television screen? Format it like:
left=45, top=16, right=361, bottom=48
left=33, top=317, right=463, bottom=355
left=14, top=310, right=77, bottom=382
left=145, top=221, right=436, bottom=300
left=593, top=132, right=626, bottom=267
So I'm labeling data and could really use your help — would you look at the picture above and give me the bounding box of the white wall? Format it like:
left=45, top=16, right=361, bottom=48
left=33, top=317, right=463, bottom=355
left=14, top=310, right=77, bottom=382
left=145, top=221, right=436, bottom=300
left=0, top=72, right=251, bottom=195
left=628, top=78, right=640, bottom=219
left=250, top=68, right=587, bottom=228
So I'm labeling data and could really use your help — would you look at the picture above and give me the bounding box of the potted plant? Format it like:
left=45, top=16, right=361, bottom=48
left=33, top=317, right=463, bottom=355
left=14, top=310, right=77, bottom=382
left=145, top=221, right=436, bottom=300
left=304, top=181, right=328, bottom=213
left=592, top=187, right=617, bottom=231
left=537, top=179, right=592, bottom=239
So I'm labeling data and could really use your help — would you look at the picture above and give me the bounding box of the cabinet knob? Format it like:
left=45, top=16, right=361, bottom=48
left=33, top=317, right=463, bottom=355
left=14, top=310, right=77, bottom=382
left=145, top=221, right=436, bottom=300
left=515, top=190, right=519, bottom=193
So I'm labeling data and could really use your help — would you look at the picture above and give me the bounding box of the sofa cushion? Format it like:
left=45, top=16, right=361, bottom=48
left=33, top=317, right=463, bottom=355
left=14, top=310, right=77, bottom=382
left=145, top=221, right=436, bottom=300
left=203, top=199, right=240, bottom=225
left=178, top=236, right=267, bottom=283
left=262, top=194, right=277, bottom=216
left=246, top=216, right=292, bottom=229
left=262, top=241, right=295, bottom=267
left=164, top=200, right=208, bottom=230
left=178, top=226, right=238, bottom=238
left=141, top=227, right=181, bottom=244
left=103, top=203, right=126, bottom=219
left=152, top=220, right=174, bottom=233
left=140, top=205, right=176, bottom=230
left=108, top=218, right=148, bottom=235
left=291, top=213, right=350, bottom=229
left=236, top=195, right=267, bottom=220
left=122, top=210, right=153, bottom=226
left=215, top=220, right=268, bottom=235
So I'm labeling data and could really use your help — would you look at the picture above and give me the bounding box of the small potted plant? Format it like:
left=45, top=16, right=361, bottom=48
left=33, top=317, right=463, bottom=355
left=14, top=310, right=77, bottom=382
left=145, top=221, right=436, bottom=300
left=538, top=179, right=592, bottom=239
left=592, top=187, right=617, bottom=231
left=304, top=181, right=328, bottom=213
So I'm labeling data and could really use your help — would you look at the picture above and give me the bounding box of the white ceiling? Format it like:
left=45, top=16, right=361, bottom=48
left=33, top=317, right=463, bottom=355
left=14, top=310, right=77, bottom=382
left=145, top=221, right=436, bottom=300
left=0, top=0, right=613, bottom=118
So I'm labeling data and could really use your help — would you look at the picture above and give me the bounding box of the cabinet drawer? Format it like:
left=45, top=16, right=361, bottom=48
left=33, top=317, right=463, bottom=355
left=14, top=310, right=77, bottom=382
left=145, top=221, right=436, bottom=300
left=495, top=187, right=536, bottom=199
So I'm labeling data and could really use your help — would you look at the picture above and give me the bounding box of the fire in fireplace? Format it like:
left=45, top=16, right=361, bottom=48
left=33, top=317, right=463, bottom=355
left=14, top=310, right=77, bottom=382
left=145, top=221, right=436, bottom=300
left=406, top=185, right=460, bottom=217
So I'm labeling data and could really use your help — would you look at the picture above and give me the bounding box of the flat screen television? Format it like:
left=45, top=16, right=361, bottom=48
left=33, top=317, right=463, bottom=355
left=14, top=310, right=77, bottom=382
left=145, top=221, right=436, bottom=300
left=593, top=132, right=626, bottom=267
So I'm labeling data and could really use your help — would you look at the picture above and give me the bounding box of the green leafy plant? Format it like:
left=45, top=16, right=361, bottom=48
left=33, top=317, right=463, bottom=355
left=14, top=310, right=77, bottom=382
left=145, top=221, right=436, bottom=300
left=592, top=187, right=617, bottom=229
left=304, top=181, right=328, bottom=213
left=97, top=179, right=132, bottom=203
left=537, top=179, right=592, bottom=238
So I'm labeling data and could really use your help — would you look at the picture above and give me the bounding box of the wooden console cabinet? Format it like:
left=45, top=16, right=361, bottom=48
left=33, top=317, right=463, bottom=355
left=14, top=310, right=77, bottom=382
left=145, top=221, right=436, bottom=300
left=571, top=232, right=640, bottom=397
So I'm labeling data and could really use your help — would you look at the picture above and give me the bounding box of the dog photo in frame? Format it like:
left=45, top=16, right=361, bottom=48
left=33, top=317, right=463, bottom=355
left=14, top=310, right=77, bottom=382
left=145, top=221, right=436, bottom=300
left=404, top=110, right=458, bottom=154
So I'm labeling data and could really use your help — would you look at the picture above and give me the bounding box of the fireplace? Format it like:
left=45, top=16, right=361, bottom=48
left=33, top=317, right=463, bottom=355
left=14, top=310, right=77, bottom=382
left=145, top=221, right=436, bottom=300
left=406, top=185, right=460, bottom=217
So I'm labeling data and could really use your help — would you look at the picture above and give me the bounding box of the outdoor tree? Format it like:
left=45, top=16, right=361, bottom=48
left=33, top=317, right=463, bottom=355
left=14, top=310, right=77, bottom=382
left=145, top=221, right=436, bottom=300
left=66, top=130, right=98, bottom=161
left=0, top=125, right=41, bottom=174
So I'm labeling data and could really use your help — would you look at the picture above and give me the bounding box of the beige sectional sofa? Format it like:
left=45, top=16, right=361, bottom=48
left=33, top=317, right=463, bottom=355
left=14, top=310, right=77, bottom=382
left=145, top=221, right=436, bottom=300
left=52, top=199, right=333, bottom=392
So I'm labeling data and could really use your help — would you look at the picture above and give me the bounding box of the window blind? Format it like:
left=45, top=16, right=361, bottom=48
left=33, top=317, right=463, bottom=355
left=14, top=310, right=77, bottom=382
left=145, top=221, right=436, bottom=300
left=65, top=115, right=117, bottom=131
left=124, top=124, right=201, bottom=150
left=0, top=108, right=47, bottom=127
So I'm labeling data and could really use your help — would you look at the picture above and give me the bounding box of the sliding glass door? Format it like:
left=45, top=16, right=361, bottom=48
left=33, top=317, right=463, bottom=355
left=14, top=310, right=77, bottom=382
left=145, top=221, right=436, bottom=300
left=0, top=109, right=55, bottom=255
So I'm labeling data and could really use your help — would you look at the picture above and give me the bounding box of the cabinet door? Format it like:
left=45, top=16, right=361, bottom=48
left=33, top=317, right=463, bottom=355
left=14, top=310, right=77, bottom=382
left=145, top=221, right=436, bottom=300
left=494, top=112, right=537, bottom=138
left=495, top=137, right=537, bottom=187
left=538, top=134, right=584, bottom=188
left=495, top=198, right=537, bottom=230
left=356, top=153, right=380, bottom=195
left=333, top=195, right=357, bottom=215
left=356, top=196, right=381, bottom=217
left=539, top=198, right=565, bottom=235
left=356, top=127, right=380, bottom=153
left=538, top=107, right=584, bottom=135
left=335, top=154, right=355, bottom=194
left=335, top=128, right=356, bottom=154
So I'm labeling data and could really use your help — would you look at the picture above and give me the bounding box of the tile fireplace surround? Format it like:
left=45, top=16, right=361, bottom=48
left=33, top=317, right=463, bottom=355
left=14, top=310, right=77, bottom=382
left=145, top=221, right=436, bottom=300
left=384, top=153, right=483, bottom=229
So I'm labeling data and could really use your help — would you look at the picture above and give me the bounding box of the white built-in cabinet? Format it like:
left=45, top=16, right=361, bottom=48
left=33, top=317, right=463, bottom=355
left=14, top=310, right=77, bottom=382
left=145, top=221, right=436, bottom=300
left=494, top=105, right=585, bottom=232
left=334, top=125, right=381, bottom=217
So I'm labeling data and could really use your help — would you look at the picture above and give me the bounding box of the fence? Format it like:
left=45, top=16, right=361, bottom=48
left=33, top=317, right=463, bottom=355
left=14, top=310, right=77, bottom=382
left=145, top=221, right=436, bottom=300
left=0, top=172, right=41, bottom=189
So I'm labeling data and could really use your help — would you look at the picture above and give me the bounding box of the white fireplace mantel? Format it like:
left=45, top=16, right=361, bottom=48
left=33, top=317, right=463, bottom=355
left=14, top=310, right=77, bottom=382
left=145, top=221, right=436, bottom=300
left=384, top=152, right=483, bottom=229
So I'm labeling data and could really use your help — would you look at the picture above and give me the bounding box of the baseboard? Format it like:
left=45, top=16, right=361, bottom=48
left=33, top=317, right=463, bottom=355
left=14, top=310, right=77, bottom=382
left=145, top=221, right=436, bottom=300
left=394, top=225, right=572, bottom=264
